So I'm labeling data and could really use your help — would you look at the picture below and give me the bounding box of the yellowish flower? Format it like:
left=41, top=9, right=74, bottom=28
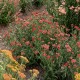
left=33, top=73, right=38, bottom=77
left=1, top=50, right=19, bottom=65
left=20, top=56, right=29, bottom=63
left=19, top=65, right=26, bottom=71
left=29, top=69, right=32, bottom=73
left=75, top=73, right=80, bottom=80
left=32, top=69, right=39, bottom=75
left=6, top=64, right=17, bottom=72
left=7, top=64, right=14, bottom=68
left=29, top=69, right=39, bottom=78
left=11, top=78, right=16, bottom=80
left=1, top=50, right=14, bottom=60
left=18, top=71, right=26, bottom=79
left=12, top=68, right=17, bottom=72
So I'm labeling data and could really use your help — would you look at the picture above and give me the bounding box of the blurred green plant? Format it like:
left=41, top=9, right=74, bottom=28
left=19, top=0, right=32, bottom=13
left=0, top=0, right=15, bottom=25
left=32, top=0, right=44, bottom=8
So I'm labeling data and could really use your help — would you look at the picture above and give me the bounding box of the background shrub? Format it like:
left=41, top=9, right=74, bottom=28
left=19, top=0, right=32, bottom=13
left=46, top=0, right=80, bottom=34
left=0, top=0, right=15, bottom=25
left=32, top=0, right=44, bottom=8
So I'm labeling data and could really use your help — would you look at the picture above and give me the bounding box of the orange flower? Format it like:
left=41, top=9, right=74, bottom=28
left=1, top=50, right=19, bottom=64
left=3, top=73, right=12, bottom=80
left=18, top=71, right=26, bottom=79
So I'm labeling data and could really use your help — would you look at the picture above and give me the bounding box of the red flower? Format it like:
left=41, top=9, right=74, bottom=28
left=76, top=41, right=80, bottom=48
left=74, top=26, right=80, bottom=31
left=25, top=41, right=30, bottom=46
left=57, top=44, right=61, bottom=50
left=63, top=62, right=68, bottom=67
left=41, top=30, right=47, bottom=34
left=41, top=44, right=49, bottom=50
left=42, top=53, right=47, bottom=57
left=23, top=21, right=30, bottom=26
left=32, top=27, right=36, bottom=32
left=10, top=41, right=16, bottom=46
left=16, top=42, right=22, bottom=47
left=32, top=11, right=39, bottom=16
left=65, top=43, right=72, bottom=52
left=67, top=48, right=72, bottom=52
left=56, top=53, right=60, bottom=58
left=32, top=36, right=35, bottom=41
left=71, top=59, right=76, bottom=63
left=47, top=55, right=51, bottom=59
left=39, top=19, right=44, bottom=23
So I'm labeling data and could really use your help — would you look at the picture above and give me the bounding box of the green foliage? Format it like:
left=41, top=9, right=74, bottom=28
left=32, top=0, right=44, bottom=8
left=0, top=1, right=15, bottom=25
left=19, top=0, right=32, bottom=13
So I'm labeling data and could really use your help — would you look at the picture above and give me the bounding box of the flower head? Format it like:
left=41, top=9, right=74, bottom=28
left=18, top=71, right=26, bottom=79
left=20, top=56, right=29, bottom=64
left=75, top=73, right=80, bottom=80
left=3, top=73, right=12, bottom=80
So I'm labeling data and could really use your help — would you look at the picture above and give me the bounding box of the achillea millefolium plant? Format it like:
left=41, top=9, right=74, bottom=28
left=4, top=10, right=80, bottom=80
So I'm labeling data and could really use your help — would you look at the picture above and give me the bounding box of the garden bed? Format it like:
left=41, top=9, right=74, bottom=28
left=0, top=0, right=80, bottom=80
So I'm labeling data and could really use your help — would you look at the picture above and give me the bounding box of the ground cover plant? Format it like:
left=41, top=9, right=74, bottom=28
left=0, top=0, right=15, bottom=25
left=4, top=9, right=80, bottom=80
left=0, top=50, right=39, bottom=80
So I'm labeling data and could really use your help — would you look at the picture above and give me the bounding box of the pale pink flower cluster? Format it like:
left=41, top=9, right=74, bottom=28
left=58, top=6, right=66, bottom=14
